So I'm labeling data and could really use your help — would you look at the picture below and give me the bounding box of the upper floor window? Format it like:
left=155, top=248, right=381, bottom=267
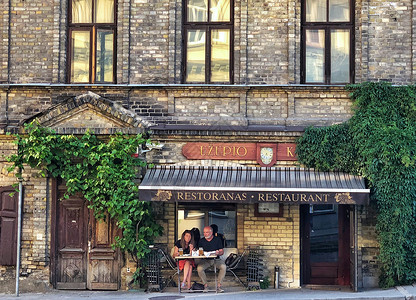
left=68, top=0, right=116, bottom=83
left=183, top=0, right=233, bottom=83
left=301, top=0, right=353, bottom=84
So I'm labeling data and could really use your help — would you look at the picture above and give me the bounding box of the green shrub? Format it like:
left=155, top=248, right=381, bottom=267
left=296, top=82, right=416, bottom=287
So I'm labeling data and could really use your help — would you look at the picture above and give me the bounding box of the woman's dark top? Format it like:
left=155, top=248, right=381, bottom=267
left=174, top=240, right=191, bottom=254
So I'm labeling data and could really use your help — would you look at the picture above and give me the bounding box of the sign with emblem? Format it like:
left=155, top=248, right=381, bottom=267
left=256, top=143, right=277, bottom=167
left=142, top=189, right=367, bottom=205
left=182, top=142, right=297, bottom=163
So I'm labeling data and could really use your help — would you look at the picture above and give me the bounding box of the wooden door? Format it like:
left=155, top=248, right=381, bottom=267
left=55, top=194, right=88, bottom=289
left=0, top=187, right=18, bottom=265
left=301, top=204, right=350, bottom=285
left=87, top=212, right=120, bottom=290
left=52, top=180, right=120, bottom=290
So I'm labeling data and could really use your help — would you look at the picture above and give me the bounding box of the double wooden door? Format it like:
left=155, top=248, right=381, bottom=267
left=52, top=181, right=120, bottom=290
left=301, top=204, right=351, bottom=286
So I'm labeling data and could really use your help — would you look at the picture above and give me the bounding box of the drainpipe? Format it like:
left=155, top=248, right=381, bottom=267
left=354, top=205, right=358, bottom=292
left=128, top=0, right=132, bottom=84
left=57, top=0, right=62, bottom=82
left=45, top=176, right=50, bottom=265
left=15, top=179, right=23, bottom=297
left=8, top=0, right=11, bottom=84
left=286, top=205, right=295, bottom=288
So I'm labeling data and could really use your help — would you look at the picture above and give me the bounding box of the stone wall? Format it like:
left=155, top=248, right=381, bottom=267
left=1, top=0, right=406, bottom=292
left=2, top=0, right=416, bottom=84
left=0, top=86, right=354, bottom=129
left=0, top=138, right=51, bottom=293
left=0, top=83, right=376, bottom=291
left=241, top=203, right=300, bottom=288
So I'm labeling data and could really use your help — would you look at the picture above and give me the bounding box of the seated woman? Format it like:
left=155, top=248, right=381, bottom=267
left=173, top=230, right=196, bottom=290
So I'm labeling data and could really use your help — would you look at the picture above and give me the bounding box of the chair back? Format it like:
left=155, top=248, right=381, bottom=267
left=228, top=248, right=247, bottom=270
left=221, top=247, right=238, bottom=261
left=158, top=248, right=177, bottom=270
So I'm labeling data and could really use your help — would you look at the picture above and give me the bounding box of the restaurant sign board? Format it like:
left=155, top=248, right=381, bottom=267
left=144, top=189, right=368, bottom=205
left=182, top=142, right=297, bottom=163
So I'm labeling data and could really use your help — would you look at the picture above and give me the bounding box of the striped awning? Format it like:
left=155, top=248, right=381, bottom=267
left=138, top=166, right=370, bottom=205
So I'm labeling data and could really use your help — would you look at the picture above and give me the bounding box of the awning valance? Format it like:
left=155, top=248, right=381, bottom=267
left=138, top=166, right=370, bottom=205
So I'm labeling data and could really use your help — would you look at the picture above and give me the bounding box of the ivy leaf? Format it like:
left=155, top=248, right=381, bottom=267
left=6, top=121, right=163, bottom=279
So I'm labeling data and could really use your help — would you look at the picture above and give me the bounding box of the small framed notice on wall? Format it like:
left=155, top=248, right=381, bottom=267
left=255, top=203, right=283, bottom=217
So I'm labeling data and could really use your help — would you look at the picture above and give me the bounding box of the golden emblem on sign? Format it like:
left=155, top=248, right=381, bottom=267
left=256, top=143, right=277, bottom=167
left=153, top=190, right=172, bottom=201
left=335, top=192, right=352, bottom=204
left=260, top=147, right=274, bottom=165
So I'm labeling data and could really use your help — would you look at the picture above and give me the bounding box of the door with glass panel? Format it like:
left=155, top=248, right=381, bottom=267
left=301, top=204, right=350, bottom=285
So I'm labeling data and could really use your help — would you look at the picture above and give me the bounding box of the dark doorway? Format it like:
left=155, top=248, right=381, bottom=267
left=301, top=204, right=350, bottom=285
left=51, top=179, right=121, bottom=290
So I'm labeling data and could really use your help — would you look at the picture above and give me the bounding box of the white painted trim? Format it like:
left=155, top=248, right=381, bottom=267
left=139, top=185, right=370, bottom=193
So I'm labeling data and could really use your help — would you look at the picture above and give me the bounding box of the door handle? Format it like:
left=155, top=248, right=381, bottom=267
left=88, top=241, right=91, bottom=253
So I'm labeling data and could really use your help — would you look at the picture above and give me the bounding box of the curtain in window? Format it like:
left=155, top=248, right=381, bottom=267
left=71, top=31, right=90, bottom=83
left=330, top=29, right=350, bottom=83
left=306, top=0, right=326, bottom=22
left=210, top=0, right=230, bottom=22
left=186, top=30, right=206, bottom=82
left=329, top=0, right=349, bottom=21
left=211, top=29, right=230, bottom=82
left=72, top=0, right=92, bottom=23
left=305, top=29, right=325, bottom=83
left=95, top=0, right=115, bottom=23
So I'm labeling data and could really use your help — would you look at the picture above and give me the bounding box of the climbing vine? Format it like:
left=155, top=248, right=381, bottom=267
left=7, top=122, right=163, bottom=272
left=296, top=82, right=416, bottom=287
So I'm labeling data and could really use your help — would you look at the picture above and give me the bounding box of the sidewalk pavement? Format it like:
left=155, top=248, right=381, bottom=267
left=1, top=284, right=416, bottom=300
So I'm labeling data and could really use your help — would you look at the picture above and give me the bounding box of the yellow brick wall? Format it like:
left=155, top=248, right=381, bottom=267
left=240, top=204, right=300, bottom=288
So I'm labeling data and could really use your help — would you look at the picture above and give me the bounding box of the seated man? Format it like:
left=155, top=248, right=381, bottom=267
left=197, top=226, right=227, bottom=293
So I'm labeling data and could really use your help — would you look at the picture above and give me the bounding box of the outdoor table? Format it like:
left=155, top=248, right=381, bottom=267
left=174, top=253, right=218, bottom=293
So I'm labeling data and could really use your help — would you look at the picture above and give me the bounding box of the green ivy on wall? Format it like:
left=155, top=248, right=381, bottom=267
left=7, top=121, right=163, bottom=280
left=296, top=82, right=416, bottom=287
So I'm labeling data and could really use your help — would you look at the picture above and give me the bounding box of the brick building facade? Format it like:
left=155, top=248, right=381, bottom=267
left=0, top=0, right=410, bottom=293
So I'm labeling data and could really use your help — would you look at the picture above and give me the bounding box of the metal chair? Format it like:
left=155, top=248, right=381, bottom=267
left=157, top=248, right=179, bottom=290
left=225, top=248, right=248, bottom=287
